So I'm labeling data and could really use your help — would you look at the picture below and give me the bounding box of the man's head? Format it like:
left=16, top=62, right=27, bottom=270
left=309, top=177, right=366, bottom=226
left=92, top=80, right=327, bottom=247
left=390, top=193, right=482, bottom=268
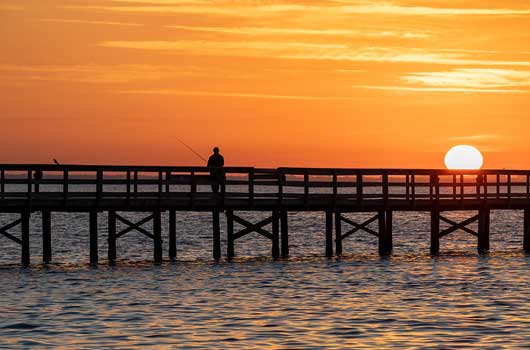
left=213, top=147, right=219, bottom=154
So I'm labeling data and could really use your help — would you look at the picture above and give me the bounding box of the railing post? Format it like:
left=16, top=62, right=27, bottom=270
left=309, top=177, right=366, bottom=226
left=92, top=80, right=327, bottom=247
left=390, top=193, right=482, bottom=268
left=356, top=173, right=363, bottom=206
left=304, top=170, right=309, bottom=207
left=63, top=169, right=69, bottom=208
left=42, top=211, right=52, bottom=263
left=0, top=169, right=4, bottom=199
left=248, top=168, right=254, bottom=208
left=382, top=173, right=389, bottom=206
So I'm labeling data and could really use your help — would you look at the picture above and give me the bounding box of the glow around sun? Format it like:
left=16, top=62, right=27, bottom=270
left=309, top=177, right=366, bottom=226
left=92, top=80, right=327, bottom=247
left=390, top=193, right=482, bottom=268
left=444, top=145, right=484, bottom=170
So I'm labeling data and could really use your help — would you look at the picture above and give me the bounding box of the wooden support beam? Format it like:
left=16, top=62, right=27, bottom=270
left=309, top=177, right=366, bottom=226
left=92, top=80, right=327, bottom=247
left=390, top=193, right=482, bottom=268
left=280, top=210, right=289, bottom=258
left=116, top=214, right=154, bottom=239
left=42, top=211, right=52, bottom=263
left=378, top=211, right=392, bottom=256
left=325, top=211, right=333, bottom=258
left=439, top=215, right=479, bottom=238
left=108, top=210, right=117, bottom=264
left=524, top=209, right=530, bottom=254
left=227, top=210, right=234, bottom=259
left=0, top=218, right=22, bottom=244
left=232, top=216, right=274, bottom=240
left=431, top=210, right=440, bottom=255
left=340, top=215, right=379, bottom=239
left=169, top=210, right=177, bottom=260
left=335, top=211, right=342, bottom=256
left=212, top=209, right=221, bottom=261
left=89, top=211, right=98, bottom=265
left=478, top=209, right=490, bottom=254
left=21, top=211, right=30, bottom=267
left=272, top=211, right=279, bottom=259
left=153, top=210, right=162, bottom=264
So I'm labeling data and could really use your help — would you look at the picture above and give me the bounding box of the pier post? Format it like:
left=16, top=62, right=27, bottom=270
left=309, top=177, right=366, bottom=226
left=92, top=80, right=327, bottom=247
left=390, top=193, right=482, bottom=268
left=272, top=211, right=280, bottom=259
left=335, top=211, right=342, bottom=256
left=227, top=210, right=234, bottom=259
left=89, top=211, right=98, bottom=265
left=430, top=210, right=440, bottom=255
left=108, top=210, right=117, bottom=264
left=42, top=211, right=52, bottom=263
left=21, top=211, right=30, bottom=267
left=280, top=210, right=289, bottom=258
left=153, top=210, right=162, bottom=264
left=325, top=211, right=333, bottom=257
left=478, top=209, right=490, bottom=254
left=378, top=210, right=393, bottom=255
left=524, top=209, right=530, bottom=254
left=212, top=209, right=221, bottom=261
left=169, top=210, right=177, bottom=260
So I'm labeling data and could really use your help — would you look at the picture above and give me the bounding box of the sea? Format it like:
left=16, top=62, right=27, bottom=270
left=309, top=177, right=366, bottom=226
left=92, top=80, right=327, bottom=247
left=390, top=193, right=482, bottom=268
left=2, top=209, right=530, bottom=349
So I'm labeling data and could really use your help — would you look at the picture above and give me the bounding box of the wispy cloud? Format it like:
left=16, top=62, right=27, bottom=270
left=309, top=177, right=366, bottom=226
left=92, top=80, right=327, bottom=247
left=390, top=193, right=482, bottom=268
left=403, top=69, right=530, bottom=89
left=448, top=134, right=501, bottom=142
left=41, top=18, right=143, bottom=27
left=121, top=89, right=353, bottom=100
left=339, top=3, right=530, bottom=16
left=0, top=64, right=201, bottom=83
left=166, top=24, right=430, bottom=39
left=0, top=4, right=23, bottom=11
left=353, top=85, right=526, bottom=93
left=99, top=41, right=530, bottom=67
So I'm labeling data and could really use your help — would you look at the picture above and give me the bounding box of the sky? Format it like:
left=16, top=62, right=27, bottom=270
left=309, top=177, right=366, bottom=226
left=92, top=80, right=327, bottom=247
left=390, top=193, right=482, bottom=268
left=1, top=0, right=530, bottom=168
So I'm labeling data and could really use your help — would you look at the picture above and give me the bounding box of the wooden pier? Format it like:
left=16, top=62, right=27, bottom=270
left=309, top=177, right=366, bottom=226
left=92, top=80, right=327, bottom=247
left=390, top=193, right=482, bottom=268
left=2, top=165, right=530, bottom=266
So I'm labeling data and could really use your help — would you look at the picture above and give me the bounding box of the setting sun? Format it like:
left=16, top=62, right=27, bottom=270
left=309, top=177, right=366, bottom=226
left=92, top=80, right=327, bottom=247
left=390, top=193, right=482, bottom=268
left=444, top=145, right=484, bottom=170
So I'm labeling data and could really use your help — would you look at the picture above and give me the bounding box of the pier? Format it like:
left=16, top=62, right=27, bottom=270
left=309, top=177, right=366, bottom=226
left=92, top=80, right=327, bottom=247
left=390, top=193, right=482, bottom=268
left=2, top=164, right=530, bottom=266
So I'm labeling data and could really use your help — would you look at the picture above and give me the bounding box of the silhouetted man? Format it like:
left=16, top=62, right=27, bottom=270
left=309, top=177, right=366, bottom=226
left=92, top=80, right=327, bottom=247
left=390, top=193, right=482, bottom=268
left=207, top=147, right=224, bottom=193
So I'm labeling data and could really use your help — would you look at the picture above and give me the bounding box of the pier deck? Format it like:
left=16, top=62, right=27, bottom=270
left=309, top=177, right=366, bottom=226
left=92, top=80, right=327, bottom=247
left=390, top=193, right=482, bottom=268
left=2, top=164, right=530, bottom=265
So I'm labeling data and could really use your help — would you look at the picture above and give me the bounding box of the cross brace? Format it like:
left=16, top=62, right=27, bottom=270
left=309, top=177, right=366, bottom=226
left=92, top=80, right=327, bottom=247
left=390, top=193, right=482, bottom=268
left=0, top=218, right=23, bottom=245
left=439, top=214, right=479, bottom=238
left=115, top=213, right=155, bottom=240
left=232, top=214, right=274, bottom=240
left=339, top=214, right=380, bottom=239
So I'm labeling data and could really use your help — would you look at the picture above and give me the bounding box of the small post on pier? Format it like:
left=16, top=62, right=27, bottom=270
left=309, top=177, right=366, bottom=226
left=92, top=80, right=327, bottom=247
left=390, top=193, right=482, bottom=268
left=89, top=211, right=98, bottom=265
left=478, top=208, right=490, bottom=254
left=378, top=210, right=392, bottom=256
left=169, top=210, right=177, bottom=260
left=42, top=211, right=52, bottom=263
left=272, top=210, right=280, bottom=259
left=21, top=211, right=30, bottom=267
left=430, top=210, right=440, bottom=255
left=108, top=210, right=117, bottom=264
left=280, top=210, right=289, bottom=258
left=325, top=211, right=333, bottom=258
left=226, top=210, right=234, bottom=259
left=212, top=209, right=221, bottom=261
left=524, top=209, right=530, bottom=254
left=153, top=210, right=162, bottom=264
left=335, top=211, right=342, bottom=256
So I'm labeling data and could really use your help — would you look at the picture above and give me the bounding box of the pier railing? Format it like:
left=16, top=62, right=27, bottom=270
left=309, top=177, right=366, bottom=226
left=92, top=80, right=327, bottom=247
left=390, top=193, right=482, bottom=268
left=0, top=165, right=530, bottom=210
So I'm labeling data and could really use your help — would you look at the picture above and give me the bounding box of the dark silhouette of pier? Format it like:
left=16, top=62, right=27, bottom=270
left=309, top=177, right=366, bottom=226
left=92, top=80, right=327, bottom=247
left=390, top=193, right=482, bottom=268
left=2, top=164, right=530, bottom=266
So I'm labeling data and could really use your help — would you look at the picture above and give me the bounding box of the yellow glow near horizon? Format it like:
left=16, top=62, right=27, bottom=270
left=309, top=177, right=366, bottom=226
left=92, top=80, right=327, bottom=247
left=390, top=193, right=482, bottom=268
left=444, top=145, right=484, bottom=170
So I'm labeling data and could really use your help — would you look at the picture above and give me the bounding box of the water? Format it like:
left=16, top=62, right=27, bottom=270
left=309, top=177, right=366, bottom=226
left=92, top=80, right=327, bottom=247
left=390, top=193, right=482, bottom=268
left=2, top=210, right=530, bottom=349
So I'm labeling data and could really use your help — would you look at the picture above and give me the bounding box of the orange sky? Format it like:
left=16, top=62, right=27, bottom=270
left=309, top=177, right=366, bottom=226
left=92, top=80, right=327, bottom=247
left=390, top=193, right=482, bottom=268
left=1, top=0, right=530, bottom=168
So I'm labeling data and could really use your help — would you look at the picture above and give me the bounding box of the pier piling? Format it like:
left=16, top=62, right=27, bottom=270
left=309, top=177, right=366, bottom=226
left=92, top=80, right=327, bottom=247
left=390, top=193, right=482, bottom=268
left=226, top=210, right=234, bottom=259
left=478, top=209, right=490, bottom=254
left=108, top=210, right=117, bottom=264
left=524, top=209, right=530, bottom=254
left=272, top=211, right=280, bottom=259
left=335, top=211, right=342, bottom=256
left=212, top=210, right=221, bottom=261
left=153, top=211, right=162, bottom=264
left=89, top=211, right=98, bottom=265
left=325, top=211, right=333, bottom=258
left=42, top=211, right=52, bottom=263
left=280, top=210, right=289, bottom=258
left=21, top=211, right=30, bottom=267
left=430, top=210, right=440, bottom=255
left=169, top=210, right=177, bottom=260
left=378, top=210, right=393, bottom=256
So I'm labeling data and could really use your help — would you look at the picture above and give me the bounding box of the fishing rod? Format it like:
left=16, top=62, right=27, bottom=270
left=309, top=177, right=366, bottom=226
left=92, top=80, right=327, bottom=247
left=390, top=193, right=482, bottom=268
left=175, top=138, right=208, bottom=162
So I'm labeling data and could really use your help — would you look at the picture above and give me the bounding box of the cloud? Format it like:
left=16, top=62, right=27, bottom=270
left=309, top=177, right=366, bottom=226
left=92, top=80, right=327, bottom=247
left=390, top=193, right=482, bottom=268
left=99, top=41, right=530, bottom=67
left=448, top=135, right=500, bottom=142
left=353, top=85, right=526, bottom=93
left=41, top=18, right=143, bottom=27
left=403, top=69, right=530, bottom=89
left=120, top=89, right=353, bottom=100
left=166, top=24, right=430, bottom=39
left=0, top=64, right=202, bottom=83
left=0, top=4, right=23, bottom=11
left=339, top=3, right=530, bottom=16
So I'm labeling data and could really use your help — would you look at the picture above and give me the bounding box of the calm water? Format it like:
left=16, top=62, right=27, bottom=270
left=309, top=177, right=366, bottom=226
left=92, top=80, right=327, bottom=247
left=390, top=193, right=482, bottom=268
left=2, top=210, right=530, bottom=349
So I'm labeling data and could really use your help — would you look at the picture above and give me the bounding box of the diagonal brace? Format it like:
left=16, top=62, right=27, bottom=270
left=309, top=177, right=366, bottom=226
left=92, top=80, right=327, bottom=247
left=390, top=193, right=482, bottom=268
left=0, top=218, right=23, bottom=245
left=116, top=214, right=155, bottom=239
left=232, top=215, right=274, bottom=240
left=439, top=214, right=479, bottom=238
left=341, top=214, right=380, bottom=239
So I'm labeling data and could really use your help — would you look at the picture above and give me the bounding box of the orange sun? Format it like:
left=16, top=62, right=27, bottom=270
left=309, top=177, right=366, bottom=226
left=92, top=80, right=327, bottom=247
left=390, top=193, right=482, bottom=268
left=444, top=145, right=484, bottom=170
